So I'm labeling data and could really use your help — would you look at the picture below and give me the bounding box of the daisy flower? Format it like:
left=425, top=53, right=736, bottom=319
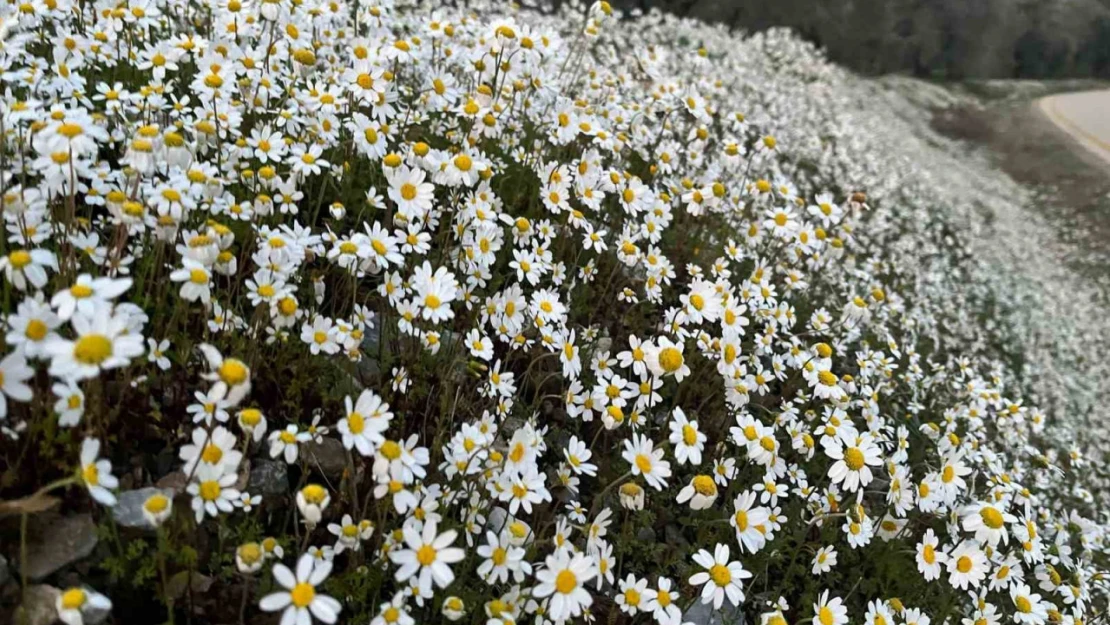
left=187, top=464, right=240, bottom=523
left=961, top=502, right=1017, bottom=547
left=813, top=591, right=849, bottom=625
left=1010, top=584, right=1049, bottom=625
left=947, top=541, right=989, bottom=590
left=55, top=586, right=112, bottom=625
left=812, top=545, right=838, bottom=575
left=1, top=248, right=58, bottom=291
left=645, top=577, right=682, bottom=625
left=532, top=548, right=597, bottom=622
left=389, top=520, right=465, bottom=593
left=259, top=553, right=342, bottom=624
left=823, top=432, right=882, bottom=492
left=79, top=438, right=118, bottom=506
left=46, top=306, right=145, bottom=381
left=688, top=543, right=751, bottom=608
left=622, top=433, right=672, bottom=490
left=668, top=407, right=707, bottom=466
left=338, top=389, right=392, bottom=456
left=0, top=351, right=34, bottom=419
left=644, top=336, right=691, bottom=382
left=676, top=475, right=719, bottom=510
left=916, top=528, right=946, bottom=581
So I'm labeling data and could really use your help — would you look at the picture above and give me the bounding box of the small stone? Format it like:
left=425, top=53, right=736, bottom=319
left=17, top=584, right=59, bottom=625
left=664, top=524, right=689, bottom=551
left=21, top=513, right=98, bottom=581
left=248, top=459, right=290, bottom=495
left=155, top=471, right=189, bottom=494
left=165, top=571, right=214, bottom=601
left=0, top=554, right=9, bottom=586
left=682, top=599, right=744, bottom=625
left=304, top=437, right=347, bottom=479
left=636, top=526, right=657, bottom=543
left=594, top=336, right=613, bottom=354
left=112, top=487, right=175, bottom=529
left=235, top=458, right=251, bottom=491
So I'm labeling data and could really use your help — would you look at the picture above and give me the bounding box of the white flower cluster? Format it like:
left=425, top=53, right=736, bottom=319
left=1, top=0, right=1107, bottom=624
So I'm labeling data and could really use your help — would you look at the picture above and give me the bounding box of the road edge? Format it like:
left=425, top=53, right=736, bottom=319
left=1036, top=94, right=1110, bottom=172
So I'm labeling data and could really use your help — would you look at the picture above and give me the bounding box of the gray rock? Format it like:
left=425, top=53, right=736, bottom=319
left=635, top=526, right=657, bottom=543
left=0, top=553, right=8, bottom=586
left=112, top=487, right=174, bottom=529
left=594, top=336, right=613, bottom=355
left=359, top=324, right=383, bottom=375
left=155, top=471, right=188, bottom=494
left=21, top=514, right=98, bottom=580
left=165, top=571, right=214, bottom=600
left=248, top=459, right=290, bottom=495
left=664, top=524, right=689, bottom=551
left=304, top=437, right=347, bottom=478
left=682, top=599, right=745, bottom=625
left=17, top=584, right=59, bottom=625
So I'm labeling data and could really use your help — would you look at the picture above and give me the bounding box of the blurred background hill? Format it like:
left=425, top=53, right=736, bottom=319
left=606, top=0, right=1110, bottom=79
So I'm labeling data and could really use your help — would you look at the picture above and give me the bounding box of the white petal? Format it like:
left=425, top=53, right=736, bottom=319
left=259, top=592, right=292, bottom=612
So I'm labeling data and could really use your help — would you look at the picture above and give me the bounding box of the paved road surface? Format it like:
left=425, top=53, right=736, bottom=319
left=1038, top=90, right=1110, bottom=167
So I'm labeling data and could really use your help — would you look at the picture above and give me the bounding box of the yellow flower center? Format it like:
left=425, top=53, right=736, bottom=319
left=347, top=412, right=365, bottom=434
left=8, top=250, right=31, bottom=268
left=709, top=564, right=732, bottom=586
left=416, top=544, right=437, bottom=566
left=199, top=480, right=221, bottom=501
left=1016, top=597, right=1032, bottom=614
left=219, top=359, right=249, bottom=385
left=844, top=447, right=865, bottom=471
left=555, top=569, right=577, bottom=594
left=942, top=465, right=955, bottom=483
left=301, top=484, right=326, bottom=504
left=980, top=507, right=1004, bottom=529
left=290, top=582, right=315, bottom=608
left=74, top=334, right=112, bottom=365
left=692, top=475, right=717, bottom=496
left=735, top=510, right=749, bottom=531
left=380, top=440, right=401, bottom=460
left=956, top=555, right=973, bottom=573
left=25, top=319, right=47, bottom=341
left=144, top=493, right=169, bottom=514
left=400, top=183, right=417, bottom=201
left=60, top=588, right=87, bottom=610
left=658, top=347, right=683, bottom=373
left=239, top=542, right=262, bottom=564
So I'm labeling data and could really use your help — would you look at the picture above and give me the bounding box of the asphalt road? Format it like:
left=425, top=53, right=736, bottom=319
left=1039, top=90, right=1110, bottom=166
